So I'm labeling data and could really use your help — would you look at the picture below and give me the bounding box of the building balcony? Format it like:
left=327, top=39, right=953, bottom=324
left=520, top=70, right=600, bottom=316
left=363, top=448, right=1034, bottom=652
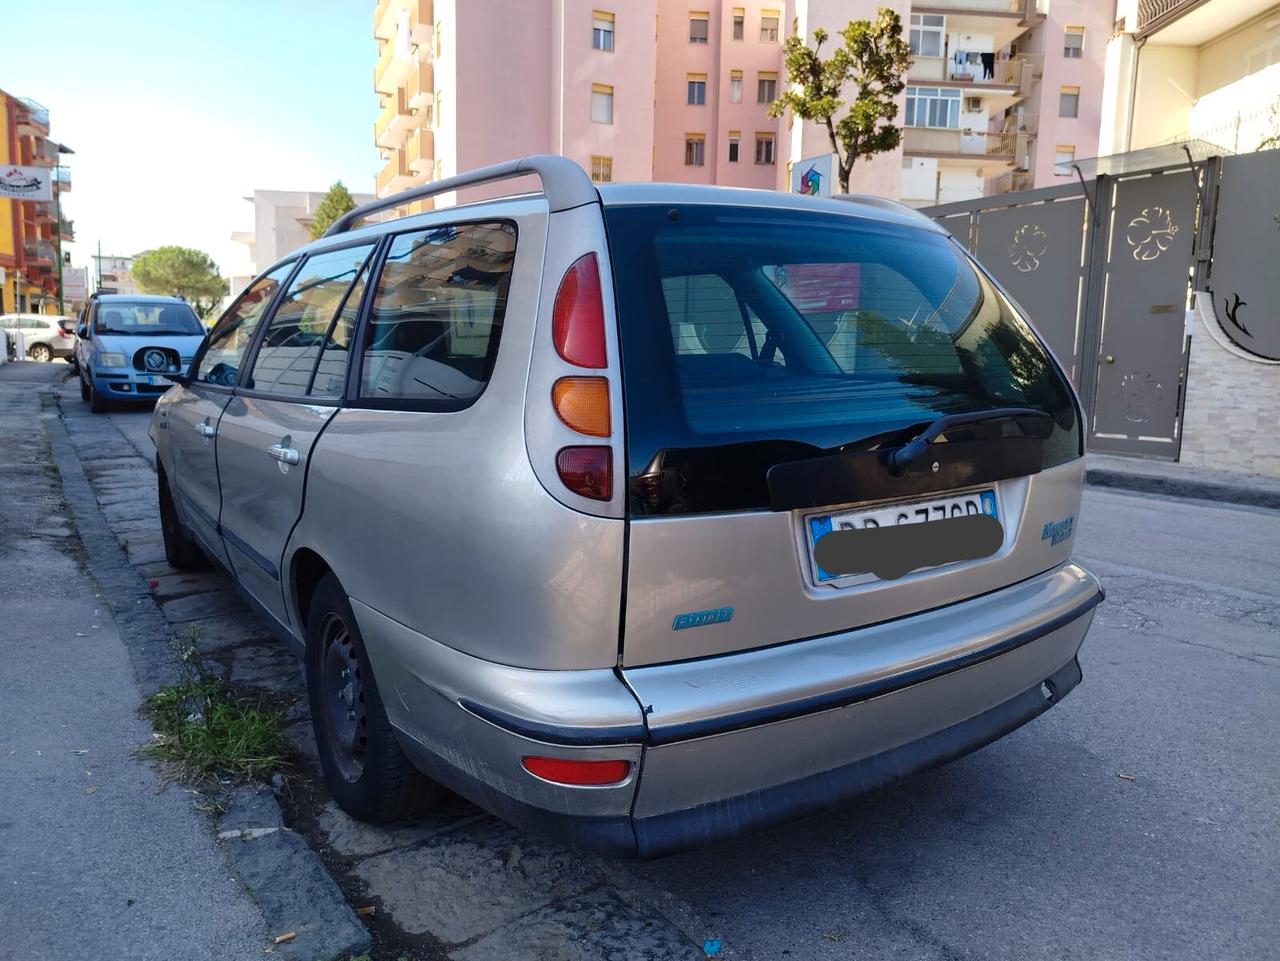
left=376, top=150, right=422, bottom=197
left=374, top=36, right=422, bottom=95
left=909, top=55, right=1033, bottom=95
left=902, top=126, right=1020, bottom=163
left=1137, top=0, right=1199, bottom=35
left=54, top=167, right=71, bottom=193
left=408, top=56, right=433, bottom=111
left=913, top=0, right=1043, bottom=18
left=405, top=127, right=434, bottom=174
left=16, top=99, right=50, bottom=136
left=59, top=218, right=75, bottom=242
left=375, top=87, right=417, bottom=149
left=23, top=240, right=56, bottom=266
left=994, top=170, right=1035, bottom=194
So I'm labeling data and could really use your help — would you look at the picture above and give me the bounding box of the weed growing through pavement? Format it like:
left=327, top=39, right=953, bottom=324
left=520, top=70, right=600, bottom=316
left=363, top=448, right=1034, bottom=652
left=143, top=626, right=288, bottom=785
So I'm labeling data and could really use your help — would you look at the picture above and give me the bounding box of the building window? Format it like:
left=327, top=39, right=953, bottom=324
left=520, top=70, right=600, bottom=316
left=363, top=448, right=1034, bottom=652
left=590, top=156, right=613, bottom=183
left=728, top=132, right=740, bottom=163
left=1059, top=85, right=1079, bottom=118
left=909, top=14, right=944, bottom=58
left=687, top=74, right=707, bottom=105
left=760, top=10, right=779, bottom=42
left=1054, top=145, right=1075, bottom=175
left=905, top=86, right=961, bottom=128
left=757, top=71, right=777, bottom=104
left=685, top=135, right=706, bottom=166
left=729, top=70, right=743, bottom=103
left=689, top=13, right=708, bottom=43
left=732, top=7, right=744, bottom=40
left=1063, top=27, right=1084, bottom=59
left=755, top=133, right=775, bottom=164
left=592, top=11, right=614, bottom=52
left=591, top=83, right=614, bottom=123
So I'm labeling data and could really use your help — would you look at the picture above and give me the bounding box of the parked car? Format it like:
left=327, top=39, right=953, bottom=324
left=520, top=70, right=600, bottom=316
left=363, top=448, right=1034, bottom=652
left=149, top=156, right=1102, bottom=858
left=0, top=313, right=77, bottom=362
left=75, top=294, right=205, bottom=412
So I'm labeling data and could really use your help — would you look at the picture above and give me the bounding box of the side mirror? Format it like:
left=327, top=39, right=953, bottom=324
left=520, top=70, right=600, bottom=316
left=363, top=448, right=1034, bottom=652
left=77, top=323, right=87, bottom=338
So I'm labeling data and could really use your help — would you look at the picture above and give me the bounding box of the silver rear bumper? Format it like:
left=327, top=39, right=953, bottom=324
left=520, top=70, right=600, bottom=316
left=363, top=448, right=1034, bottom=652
left=352, top=562, right=1102, bottom=858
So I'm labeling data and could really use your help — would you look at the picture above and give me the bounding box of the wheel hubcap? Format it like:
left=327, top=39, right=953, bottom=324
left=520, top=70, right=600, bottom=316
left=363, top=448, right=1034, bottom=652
left=320, top=614, right=367, bottom=782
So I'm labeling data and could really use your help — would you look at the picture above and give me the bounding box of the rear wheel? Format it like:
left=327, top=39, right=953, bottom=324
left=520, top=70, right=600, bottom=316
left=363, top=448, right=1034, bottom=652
left=305, top=573, right=439, bottom=822
left=158, top=469, right=208, bottom=570
left=29, top=343, right=51, bottom=363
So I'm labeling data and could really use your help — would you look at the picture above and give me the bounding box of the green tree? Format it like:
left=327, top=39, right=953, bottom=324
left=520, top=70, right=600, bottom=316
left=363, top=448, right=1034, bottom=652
left=309, top=181, right=357, bottom=240
left=769, top=7, right=912, bottom=194
left=131, top=246, right=228, bottom=320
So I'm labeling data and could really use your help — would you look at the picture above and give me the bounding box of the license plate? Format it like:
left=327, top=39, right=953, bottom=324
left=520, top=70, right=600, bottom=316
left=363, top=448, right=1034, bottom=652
left=808, top=489, right=999, bottom=582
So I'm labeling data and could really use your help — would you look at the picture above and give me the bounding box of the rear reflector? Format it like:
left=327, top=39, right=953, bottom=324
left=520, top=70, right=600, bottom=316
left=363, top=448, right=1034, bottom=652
left=552, top=376, right=610, bottom=437
left=521, top=756, right=630, bottom=786
left=551, top=253, right=607, bottom=369
left=555, top=446, right=612, bottom=501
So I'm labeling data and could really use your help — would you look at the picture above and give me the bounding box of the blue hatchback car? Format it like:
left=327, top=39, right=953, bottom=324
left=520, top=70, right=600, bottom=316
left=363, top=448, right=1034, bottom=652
left=75, top=294, right=206, bottom=412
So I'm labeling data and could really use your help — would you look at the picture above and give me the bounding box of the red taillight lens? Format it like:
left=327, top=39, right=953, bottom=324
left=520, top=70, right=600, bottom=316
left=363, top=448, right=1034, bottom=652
left=521, top=756, right=631, bottom=786
left=552, top=253, right=607, bottom=369
left=555, top=446, right=612, bottom=501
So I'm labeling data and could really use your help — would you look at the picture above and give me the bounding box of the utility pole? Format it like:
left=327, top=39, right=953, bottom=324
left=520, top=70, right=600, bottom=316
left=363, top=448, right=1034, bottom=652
left=53, top=144, right=74, bottom=315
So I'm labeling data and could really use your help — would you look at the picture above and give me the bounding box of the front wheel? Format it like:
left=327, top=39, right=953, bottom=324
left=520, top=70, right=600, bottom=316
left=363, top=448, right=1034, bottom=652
left=79, top=374, right=89, bottom=401
left=305, top=573, right=440, bottom=822
left=88, top=375, right=107, bottom=413
left=29, top=343, right=51, bottom=363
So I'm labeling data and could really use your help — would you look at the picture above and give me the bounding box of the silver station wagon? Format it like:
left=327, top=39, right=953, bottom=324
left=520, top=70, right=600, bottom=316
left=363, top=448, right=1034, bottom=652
left=150, top=156, right=1102, bottom=858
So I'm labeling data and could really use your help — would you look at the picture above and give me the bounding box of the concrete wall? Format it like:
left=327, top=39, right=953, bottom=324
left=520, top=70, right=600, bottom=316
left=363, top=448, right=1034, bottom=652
left=1181, top=316, right=1280, bottom=476
left=1130, top=45, right=1200, bottom=149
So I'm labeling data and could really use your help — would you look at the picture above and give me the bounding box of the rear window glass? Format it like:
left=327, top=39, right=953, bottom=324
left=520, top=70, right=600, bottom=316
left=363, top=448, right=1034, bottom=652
left=95, top=302, right=203, bottom=336
left=605, top=204, right=1080, bottom=516
left=358, top=221, right=516, bottom=409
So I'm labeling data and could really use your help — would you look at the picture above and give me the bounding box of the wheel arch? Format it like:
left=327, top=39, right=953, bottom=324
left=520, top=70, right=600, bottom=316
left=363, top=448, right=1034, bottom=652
left=290, top=547, right=335, bottom=638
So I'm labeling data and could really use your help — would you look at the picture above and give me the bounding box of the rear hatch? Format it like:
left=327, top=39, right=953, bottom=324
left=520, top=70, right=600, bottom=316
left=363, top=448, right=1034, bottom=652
left=604, top=202, right=1084, bottom=667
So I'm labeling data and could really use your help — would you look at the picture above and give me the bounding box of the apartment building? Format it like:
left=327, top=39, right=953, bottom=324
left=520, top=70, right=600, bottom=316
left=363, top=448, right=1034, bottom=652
left=372, top=0, right=789, bottom=203
left=0, top=92, right=72, bottom=315
left=92, top=254, right=139, bottom=296
left=1100, top=0, right=1280, bottom=156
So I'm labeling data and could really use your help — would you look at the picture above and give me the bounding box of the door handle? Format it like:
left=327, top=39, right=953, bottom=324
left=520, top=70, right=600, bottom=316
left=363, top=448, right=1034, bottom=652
left=195, top=422, right=217, bottom=438
left=267, top=444, right=301, bottom=466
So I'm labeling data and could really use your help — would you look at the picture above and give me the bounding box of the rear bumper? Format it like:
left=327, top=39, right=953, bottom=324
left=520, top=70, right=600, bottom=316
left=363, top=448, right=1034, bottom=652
left=354, top=562, right=1102, bottom=858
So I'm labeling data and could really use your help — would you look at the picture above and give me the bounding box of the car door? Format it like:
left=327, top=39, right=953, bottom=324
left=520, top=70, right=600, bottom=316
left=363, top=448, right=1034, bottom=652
left=214, top=242, right=378, bottom=630
left=163, top=264, right=295, bottom=568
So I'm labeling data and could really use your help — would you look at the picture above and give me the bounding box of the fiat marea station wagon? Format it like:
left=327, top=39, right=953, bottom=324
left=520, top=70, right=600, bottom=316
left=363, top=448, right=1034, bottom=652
left=149, top=155, right=1102, bottom=858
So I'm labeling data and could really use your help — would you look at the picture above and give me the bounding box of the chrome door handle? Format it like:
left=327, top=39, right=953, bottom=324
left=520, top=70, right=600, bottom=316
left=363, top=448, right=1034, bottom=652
left=195, top=422, right=217, bottom=438
left=267, top=444, right=300, bottom=466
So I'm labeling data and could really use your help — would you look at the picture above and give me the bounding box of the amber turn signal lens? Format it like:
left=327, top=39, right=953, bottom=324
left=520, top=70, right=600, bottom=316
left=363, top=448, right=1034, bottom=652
left=552, top=377, right=611, bottom=437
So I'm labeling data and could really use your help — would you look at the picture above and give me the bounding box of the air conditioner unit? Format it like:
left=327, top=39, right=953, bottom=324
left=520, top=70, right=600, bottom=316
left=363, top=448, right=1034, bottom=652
left=964, top=96, right=982, bottom=112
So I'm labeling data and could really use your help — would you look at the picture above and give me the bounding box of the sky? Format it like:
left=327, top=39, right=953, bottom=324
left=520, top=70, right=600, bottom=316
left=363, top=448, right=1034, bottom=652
left=1, top=0, right=379, bottom=281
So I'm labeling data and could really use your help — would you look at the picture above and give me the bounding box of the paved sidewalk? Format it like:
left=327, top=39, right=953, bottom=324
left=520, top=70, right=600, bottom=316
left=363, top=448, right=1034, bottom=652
left=1086, top=453, right=1280, bottom=509
left=0, top=364, right=270, bottom=961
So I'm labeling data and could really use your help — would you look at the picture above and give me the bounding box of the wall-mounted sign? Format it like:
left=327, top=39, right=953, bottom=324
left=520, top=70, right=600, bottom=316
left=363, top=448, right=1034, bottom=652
left=0, top=165, right=53, bottom=201
left=790, top=154, right=834, bottom=198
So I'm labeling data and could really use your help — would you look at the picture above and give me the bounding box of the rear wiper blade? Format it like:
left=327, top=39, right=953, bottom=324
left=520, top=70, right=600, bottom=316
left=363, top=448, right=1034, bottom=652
left=887, top=407, right=1050, bottom=475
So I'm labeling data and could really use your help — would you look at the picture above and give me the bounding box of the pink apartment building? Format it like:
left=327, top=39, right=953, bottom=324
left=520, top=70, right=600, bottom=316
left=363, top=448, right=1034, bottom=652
left=372, top=0, right=1103, bottom=207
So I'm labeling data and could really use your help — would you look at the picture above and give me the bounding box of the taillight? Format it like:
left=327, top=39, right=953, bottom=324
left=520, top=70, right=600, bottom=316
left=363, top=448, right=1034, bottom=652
left=521, top=756, right=630, bottom=786
left=552, top=376, right=610, bottom=437
left=552, top=253, right=606, bottom=369
left=556, top=446, right=611, bottom=501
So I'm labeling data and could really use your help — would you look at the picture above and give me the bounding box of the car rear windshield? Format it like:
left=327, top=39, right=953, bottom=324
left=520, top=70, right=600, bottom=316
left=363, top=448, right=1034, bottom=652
left=604, top=204, right=1081, bottom=516
left=94, top=302, right=203, bottom=336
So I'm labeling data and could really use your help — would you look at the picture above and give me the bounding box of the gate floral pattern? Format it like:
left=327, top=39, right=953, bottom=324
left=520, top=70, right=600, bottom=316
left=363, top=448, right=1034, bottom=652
left=1125, top=207, right=1180, bottom=262
left=1007, top=224, right=1048, bottom=272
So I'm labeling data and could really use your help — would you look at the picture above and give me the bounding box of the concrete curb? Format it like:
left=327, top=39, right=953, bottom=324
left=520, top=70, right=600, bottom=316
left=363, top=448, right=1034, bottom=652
left=1085, top=466, right=1280, bottom=510
left=48, top=382, right=371, bottom=961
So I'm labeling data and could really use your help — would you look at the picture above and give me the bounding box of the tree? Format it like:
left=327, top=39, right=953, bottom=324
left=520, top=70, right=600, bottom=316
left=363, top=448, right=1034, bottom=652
left=309, top=181, right=357, bottom=240
left=131, top=246, right=228, bottom=320
left=769, top=8, right=912, bottom=194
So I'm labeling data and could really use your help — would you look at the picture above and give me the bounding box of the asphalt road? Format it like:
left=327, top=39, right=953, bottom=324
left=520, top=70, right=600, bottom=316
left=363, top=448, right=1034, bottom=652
left=53, top=380, right=1280, bottom=959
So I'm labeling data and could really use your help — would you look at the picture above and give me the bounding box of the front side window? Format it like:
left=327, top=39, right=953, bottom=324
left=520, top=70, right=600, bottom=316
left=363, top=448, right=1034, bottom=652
left=246, top=243, right=376, bottom=397
left=689, top=14, right=708, bottom=43
left=604, top=205, right=1080, bottom=515
left=684, top=135, right=705, bottom=166
left=196, top=264, right=294, bottom=387
left=358, top=222, right=516, bottom=407
left=905, top=86, right=961, bottom=128
left=592, top=11, right=614, bottom=51
left=757, top=73, right=777, bottom=103
left=591, top=83, right=614, bottom=123
left=687, top=75, right=707, bottom=105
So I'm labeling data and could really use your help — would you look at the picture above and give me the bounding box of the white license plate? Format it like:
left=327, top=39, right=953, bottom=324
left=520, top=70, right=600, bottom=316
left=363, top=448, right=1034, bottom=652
left=808, top=489, right=999, bottom=582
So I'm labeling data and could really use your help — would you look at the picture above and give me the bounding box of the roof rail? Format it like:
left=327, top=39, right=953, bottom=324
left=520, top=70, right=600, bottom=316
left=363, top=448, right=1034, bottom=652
left=832, top=193, right=938, bottom=226
left=325, top=154, right=598, bottom=237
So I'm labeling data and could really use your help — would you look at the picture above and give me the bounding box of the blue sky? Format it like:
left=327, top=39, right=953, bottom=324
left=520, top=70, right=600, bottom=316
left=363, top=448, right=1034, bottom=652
left=1, top=0, right=379, bottom=277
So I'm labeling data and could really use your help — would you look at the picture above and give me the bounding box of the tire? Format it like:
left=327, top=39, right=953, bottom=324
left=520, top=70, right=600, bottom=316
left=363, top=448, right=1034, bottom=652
left=79, top=374, right=89, bottom=401
left=88, top=375, right=107, bottom=413
left=305, top=573, right=439, bottom=822
left=29, top=343, right=51, bottom=363
left=157, top=468, right=208, bottom=570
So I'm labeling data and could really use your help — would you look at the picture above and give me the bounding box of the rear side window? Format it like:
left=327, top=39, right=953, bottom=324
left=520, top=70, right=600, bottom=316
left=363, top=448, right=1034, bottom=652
left=246, top=243, right=376, bottom=397
left=605, top=204, right=1081, bottom=516
left=196, top=264, right=294, bottom=387
left=358, top=222, right=516, bottom=408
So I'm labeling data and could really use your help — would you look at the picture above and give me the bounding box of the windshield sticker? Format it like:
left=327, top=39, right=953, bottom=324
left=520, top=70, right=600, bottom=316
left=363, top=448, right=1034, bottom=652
left=1041, top=515, right=1075, bottom=546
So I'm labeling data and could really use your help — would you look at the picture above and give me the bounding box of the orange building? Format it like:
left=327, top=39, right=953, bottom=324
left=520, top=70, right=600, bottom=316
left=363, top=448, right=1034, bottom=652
left=1, top=91, right=72, bottom=315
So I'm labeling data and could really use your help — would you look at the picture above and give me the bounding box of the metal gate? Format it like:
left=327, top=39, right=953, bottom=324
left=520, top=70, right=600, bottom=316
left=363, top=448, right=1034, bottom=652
left=926, top=161, right=1206, bottom=459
